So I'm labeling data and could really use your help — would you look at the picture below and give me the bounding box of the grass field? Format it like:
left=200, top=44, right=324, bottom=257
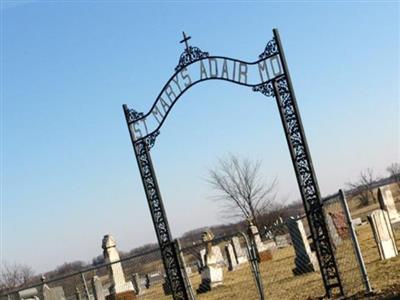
left=137, top=220, right=400, bottom=300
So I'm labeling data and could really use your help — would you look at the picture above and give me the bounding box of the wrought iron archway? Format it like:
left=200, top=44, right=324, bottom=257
left=123, top=29, right=344, bottom=300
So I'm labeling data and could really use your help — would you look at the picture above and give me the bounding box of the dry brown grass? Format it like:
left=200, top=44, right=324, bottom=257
left=136, top=221, right=400, bottom=300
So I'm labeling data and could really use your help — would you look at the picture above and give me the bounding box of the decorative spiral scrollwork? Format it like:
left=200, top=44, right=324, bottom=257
left=175, top=46, right=209, bottom=71
left=134, top=140, right=187, bottom=299
left=252, top=81, right=275, bottom=97
left=144, top=131, right=159, bottom=149
left=259, top=38, right=278, bottom=59
left=127, top=109, right=144, bottom=122
left=271, top=76, right=342, bottom=287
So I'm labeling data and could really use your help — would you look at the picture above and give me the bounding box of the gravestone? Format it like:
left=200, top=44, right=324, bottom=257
left=199, top=247, right=224, bottom=267
left=248, top=220, right=274, bottom=261
left=197, top=230, right=224, bottom=293
left=199, top=248, right=206, bottom=267
left=368, top=209, right=398, bottom=260
left=287, top=218, right=319, bottom=275
left=144, top=274, right=150, bottom=289
left=231, top=237, right=247, bottom=264
left=195, top=260, right=202, bottom=274
left=248, top=221, right=265, bottom=250
left=274, top=234, right=290, bottom=248
left=264, top=230, right=274, bottom=240
left=92, top=275, right=106, bottom=300
left=329, top=212, right=349, bottom=238
left=378, top=186, right=400, bottom=226
left=102, top=235, right=135, bottom=300
left=264, top=239, right=277, bottom=250
left=146, top=271, right=163, bottom=285
left=326, top=213, right=342, bottom=247
left=42, top=284, right=66, bottom=300
left=18, top=288, right=40, bottom=300
left=74, top=287, right=81, bottom=300
left=131, top=274, right=143, bottom=296
left=225, top=243, right=238, bottom=271
left=352, top=217, right=363, bottom=226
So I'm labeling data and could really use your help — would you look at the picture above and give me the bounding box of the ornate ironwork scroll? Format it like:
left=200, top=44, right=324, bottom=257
left=253, top=29, right=344, bottom=297
left=124, top=29, right=344, bottom=299
left=175, top=46, right=209, bottom=72
left=123, top=105, right=190, bottom=300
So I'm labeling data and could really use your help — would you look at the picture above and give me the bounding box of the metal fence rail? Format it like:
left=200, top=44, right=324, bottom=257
left=258, top=217, right=326, bottom=300
left=4, top=185, right=400, bottom=300
left=322, top=191, right=369, bottom=298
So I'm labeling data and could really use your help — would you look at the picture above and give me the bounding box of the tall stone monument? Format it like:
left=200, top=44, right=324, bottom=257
left=286, top=218, right=319, bottom=275
left=102, top=235, right=135, bottom=300
left=197, top=230, right=224, bottom=293
left=378, top=186, right=400, bottom=226
left=368, top=209, right=398, bottom=260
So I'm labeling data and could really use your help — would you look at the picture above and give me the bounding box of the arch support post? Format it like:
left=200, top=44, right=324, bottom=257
left=269, top=29, right=344, bottom=298
left=123, top=105, right=190, bottom=300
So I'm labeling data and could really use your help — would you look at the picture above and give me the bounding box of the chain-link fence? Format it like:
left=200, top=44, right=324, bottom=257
left=344, top=184, right=400, bottom=298
left=0, top=220, right=369, bottom=300
left=322, top=190, right=370, bottom=298
left=1, top=232, right=263, bottom=300
left=5, top=185, right=400, bottom=300
left=257, top=216, right=325, bottom=300
left=1, top=248, right=172, bottom=300
left=179, top=233, right=261, bottom=300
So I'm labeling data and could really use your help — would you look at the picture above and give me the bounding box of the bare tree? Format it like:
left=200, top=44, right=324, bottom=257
left=346, top=168, right=378, bottom=207
left=387, top=162, right=400, bottom=190
left=0, top=262, right=35, bottom=293
left=207, top=154, right=278, bottom=227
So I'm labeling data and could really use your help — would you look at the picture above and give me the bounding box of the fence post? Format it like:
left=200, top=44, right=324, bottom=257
left=238, top=232, right=265, bottom=300
left=338, top=189, right=373, bottom=294
left=80, top=272, right=90, bottom=299
left=174, top=239, right=196, bottom=300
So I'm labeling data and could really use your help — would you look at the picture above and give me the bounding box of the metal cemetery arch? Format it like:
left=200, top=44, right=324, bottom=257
left=123, top=29, right=344, bottom=300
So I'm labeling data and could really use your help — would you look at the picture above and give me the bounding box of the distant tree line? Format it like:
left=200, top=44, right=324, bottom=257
left=346, top=162, right=400, bottom=207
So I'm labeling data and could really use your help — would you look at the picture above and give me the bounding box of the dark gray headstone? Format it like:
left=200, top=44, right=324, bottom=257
left=286, top=218, right=319, bottom=275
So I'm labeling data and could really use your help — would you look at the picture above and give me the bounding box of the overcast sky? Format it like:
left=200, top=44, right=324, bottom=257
left=2, top=1, right=399, bottom=273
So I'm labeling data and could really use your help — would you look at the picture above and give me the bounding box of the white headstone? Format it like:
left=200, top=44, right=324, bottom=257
left=264, top=240, right=277, bottom=251
left=225, top=244, right=238, bottom=271
left=274, top=234, right=290, bottom=248
left=19, top=288, right=40, bottom=300
left=378, top=187, right=400, bottom=225
left=199, top=248, right=206, bottom=267
left=249, top=223, right=270, bottom=252
left=131, top=273, right=143, bottom=295
left=368, top=209, right=398, bottom=260
left=231, top=237, right=247, bottom=264
left=326, top=213, right=342, bottom=247
left=352, top=217, right=363, bottom=226
left=197, top=231, right=224, bottom=293
left=92, top=276, right=106, bottom=300
left=102, top=235, right=134, bottom=295
left=286, top=218, right=319, bottom=275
